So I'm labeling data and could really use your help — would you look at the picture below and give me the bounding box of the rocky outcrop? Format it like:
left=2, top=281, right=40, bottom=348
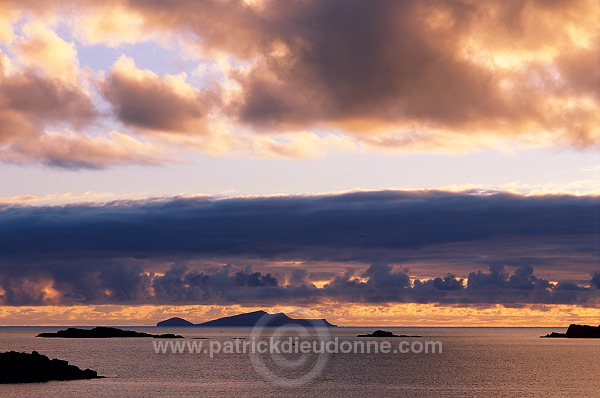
left=37, top=326, right=183, bottom=338
left=0, top=351, right=103, bottom=383
left=541, top=324, right=600, bottom=338
left=357, top=330, right=421, bottom=337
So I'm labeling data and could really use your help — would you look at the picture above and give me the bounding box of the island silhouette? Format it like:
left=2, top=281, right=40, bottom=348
left=37, top=326, right=183, bottom=338
left=541, top=324, right=600, bottom=338
left=0, top=351, right=103, bottom=383
left=157, top=310, right=337, bottom=327
left=357, top=330, right=421, bottom=337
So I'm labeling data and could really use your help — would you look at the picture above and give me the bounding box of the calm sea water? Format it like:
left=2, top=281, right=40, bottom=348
left=0, top=326, right=599, bottom=397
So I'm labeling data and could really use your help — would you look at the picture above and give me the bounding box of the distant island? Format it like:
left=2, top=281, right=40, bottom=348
left=0, top=351, right=103, bottom=383
left=37, top=326, right=183, bottom=338
left=357, top=330, right=421, bottom=338
left=157, top=317, right=195, bottom=326
left=157, top=310, right=337, bottom=327
left=541, top=324, right=600, bottom=338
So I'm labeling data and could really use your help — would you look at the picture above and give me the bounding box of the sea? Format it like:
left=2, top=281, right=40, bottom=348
left=1, top=326, right=599, bottom=397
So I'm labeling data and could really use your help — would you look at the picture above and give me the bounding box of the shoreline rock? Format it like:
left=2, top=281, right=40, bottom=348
left=0, top=351, right=104, bottom=384
left=541, top=324, right=600, bottom=338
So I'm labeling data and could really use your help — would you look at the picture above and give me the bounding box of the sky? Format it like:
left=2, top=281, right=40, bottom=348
left=0, top=0, right=598, bottom=326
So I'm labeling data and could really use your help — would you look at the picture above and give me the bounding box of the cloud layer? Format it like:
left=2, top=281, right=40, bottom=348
left=0, top=190, right=598, bottom=306
left=0, top=0, right=597, bottom=167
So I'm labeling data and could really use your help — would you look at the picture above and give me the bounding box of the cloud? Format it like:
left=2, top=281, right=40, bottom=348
left=13, top=21, right=80, bottom=82
left=465, top=264, right=554, bottom=305
left=0, top=51, right=172, bottom=168
left=0, top=5, right=19, bottom=44
left=467, top=264, right=547, bottom=290
left=0, top=192, right=116, bottom=205
left=143, top=0, right=598, bottom=151
left=414, top=274, right=464, bottom=291
left=0, top=63, right=95, bottom=143
left=1, top=190, right=596, bottom=262
left=71, top=2, right=151, bottom=47
left=361, top=263, right=411, bottom=289
left=152, top=264, right=279, bottom=303
left=0, top=0, right=598, bottom=167
left=0, top=190, right=598, bottom=306
left=592, top=272, right=600, bottom=289
left=100, top=55, right=217, bottom=134
left=2, top=129, right=170, bottom=169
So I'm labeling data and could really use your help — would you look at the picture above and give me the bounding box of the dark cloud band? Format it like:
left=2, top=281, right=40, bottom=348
left=0, top=190, right=598, bottom=306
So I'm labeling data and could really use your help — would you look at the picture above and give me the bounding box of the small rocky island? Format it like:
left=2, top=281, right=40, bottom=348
left=37, top=326, right=183, bottom=338
left=0, top=351, right=103, bottom=383
left=541, top=324, right=600, bottom=338
left=357, top=330, right=421, bottom=338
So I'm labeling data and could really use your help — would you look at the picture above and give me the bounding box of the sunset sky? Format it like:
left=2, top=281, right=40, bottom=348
left=0, top=0, right=598, bottom=326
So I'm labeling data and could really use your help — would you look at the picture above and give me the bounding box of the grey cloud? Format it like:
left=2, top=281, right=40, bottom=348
left=0, top=260, right=598, bottom=307
left=555, top=281, right=590, bottom=292
left=287, top=269, right=312, bottom=286
left=467, top=265, right=509, bottom=289
left=592, top=272, right=600, bottom=289
left=467, top=265, right=551, bottom=291
left=151, top=264, right=277, bottom=303
left=362, top=263, right=410, bottom=289
left=414, top=274, right=464, bottom=291
left=325, top=264, right=598, bottom=306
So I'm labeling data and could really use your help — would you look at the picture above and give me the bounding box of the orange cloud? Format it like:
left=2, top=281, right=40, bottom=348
left=0, top=6, right=18, bottom=44
left=0, top=303, right=598, bottom=327
left=0, top=191, right=116, bottom=205
left=3, top=129, right=170, bottom=168
left=13, top=21, right=80, bottom=82
left=318, top=303, right=600, bottom=327
left=71, top=2, right=150, bottom=47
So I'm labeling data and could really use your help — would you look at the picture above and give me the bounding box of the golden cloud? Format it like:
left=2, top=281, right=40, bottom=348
left=0, top=303, right=598, bottom=327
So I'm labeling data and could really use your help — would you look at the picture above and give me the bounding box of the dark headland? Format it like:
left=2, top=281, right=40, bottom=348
left=541, top=324, right=600, bottom=338
left=37, top=326, right=183, bottom=338
left=157, top=310, right=337, bottom=327
left=357, top=330, right=421, bottom=338
left=0, top=351, right=103, bottom=384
